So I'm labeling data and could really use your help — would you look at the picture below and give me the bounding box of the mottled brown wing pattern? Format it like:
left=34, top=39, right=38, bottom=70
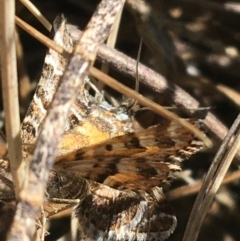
left=21, top=15, right=75, bottom=148
left=21, top=15, right=204, bottom=241
left=21, top=15, right=134, bottom=158
left=57, top=99, right=134, bottom=158
left=77, top=182, right=177, bottom=241
left=55, top=120, right=203, bottom=191
left=47, top=171, right=177, bottom=241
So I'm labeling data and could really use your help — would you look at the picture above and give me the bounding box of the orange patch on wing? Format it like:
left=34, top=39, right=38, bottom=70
left=57, top=121, right=126, bottom=158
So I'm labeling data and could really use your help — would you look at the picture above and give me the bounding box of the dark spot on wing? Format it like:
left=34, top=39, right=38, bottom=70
left=124, top=137, right=144, bottom=149
left=107, top=162, right=117, bottom=171
left=105, top=144, right=113, bottom=151
left=75, top=151, right=85, bottom=160
left=96, top=170, right=117, bottom=183
left=139, top=167, right=158, bottom=178
left=94, top=158, right=120, bottom=183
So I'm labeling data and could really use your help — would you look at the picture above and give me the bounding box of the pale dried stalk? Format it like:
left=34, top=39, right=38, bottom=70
left=183, top=113, right=240, bottom=241
left=19, top=0, right=51, bottom=31
left=15, top=16, right=68, bottom=57
left=0, top=0, right=24, bottom=199
left=15, top=29, right=32, bottom=114
left=217, top=84, right=240, bottom=107
left=167, top=169, right=240, bottom=201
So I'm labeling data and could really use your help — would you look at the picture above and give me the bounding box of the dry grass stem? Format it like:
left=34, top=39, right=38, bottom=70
left=19, top=0, right=51, bottom=31
left=217, top=84, right=240, bottom=107
left=167, top=169, right=240, bottom=201
left=15, top=29, right=32, bottom=116
left=0, top=0, right=24, bottom=199
left=183, top=113, right=240, bottom=241
left=15, top=16, right=68, bottom=57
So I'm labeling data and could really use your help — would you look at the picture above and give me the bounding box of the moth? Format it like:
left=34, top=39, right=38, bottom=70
left=20, top=15, right=204, bottom=241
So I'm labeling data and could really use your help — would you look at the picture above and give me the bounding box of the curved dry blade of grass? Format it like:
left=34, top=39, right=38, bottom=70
left=0, top=0, right=24, bottom=199
left=183, top=113, right=240, bottom=241
left=19, top=0, right=51, bottom=31
left=217, top=84, right=240, bottom=108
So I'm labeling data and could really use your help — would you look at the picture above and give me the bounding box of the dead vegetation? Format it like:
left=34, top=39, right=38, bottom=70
left=0, top=0, right=240, bottom=241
